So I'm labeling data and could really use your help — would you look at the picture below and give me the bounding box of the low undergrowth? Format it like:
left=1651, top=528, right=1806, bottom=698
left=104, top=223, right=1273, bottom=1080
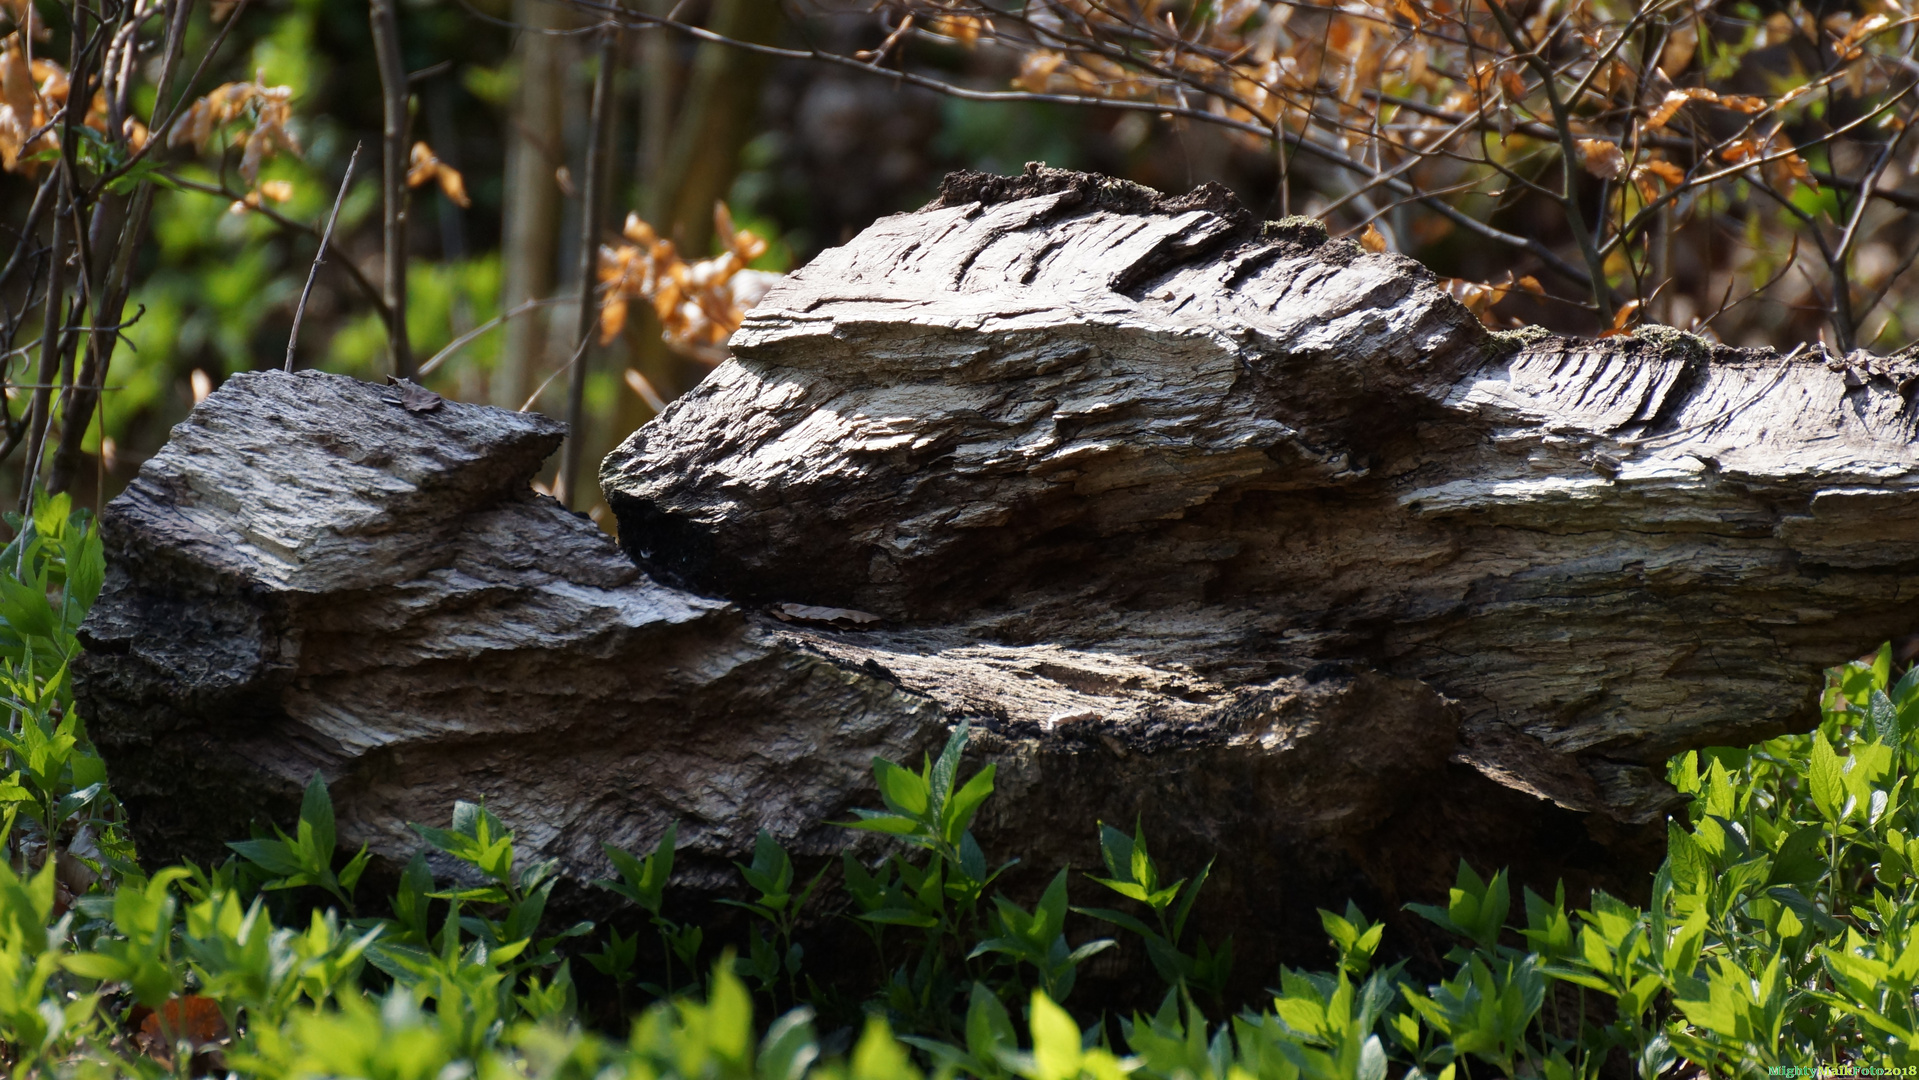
left=0, top=497, right=1911, bottom=1077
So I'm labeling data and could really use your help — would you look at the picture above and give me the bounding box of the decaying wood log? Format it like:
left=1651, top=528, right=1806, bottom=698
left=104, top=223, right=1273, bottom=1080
left=605, top=165, right=1919, bottom=807
left=77, top=167, right=1919, bottom=994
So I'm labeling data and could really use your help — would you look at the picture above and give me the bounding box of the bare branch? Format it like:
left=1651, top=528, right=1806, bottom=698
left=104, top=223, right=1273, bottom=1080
left=371, top=0, right=414, bottom=378
left=285, top=143, right=363, bottom=373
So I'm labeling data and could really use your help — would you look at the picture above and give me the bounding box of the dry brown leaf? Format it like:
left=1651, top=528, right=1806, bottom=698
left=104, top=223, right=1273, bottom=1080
left=929, top=14, right=990, bottom=45
left=1630, top=158, right=1686, bottom=201
left=406, top=141, right=438, bottom=187
left=1576, top=138, right=1626, bottom=179
left=1647, top=88, right=1713, bottom=129
left=1012, top=51, right=1066, bottom=92
left=1442, top=278, right=1498, bottom=323
left=0, top=37, right=32, bottom=124
left=1357, top=223, right=1388, bottom=252
left=599, top=296, right=628, bottom=344
left=169, top=79, right=298, bottom=192
left=1638, top=159, right=1685, bottom=187
left=406, top=141, right=471, bottom=208
left=1765, top=147, right=1818, bottom=194
left=597, top=203, right=778, bottom=355
left=1660, top=22, right=1698, bottom=75
left=622, top=213, right=658, bottom=246
left=435, top=164, right=470, bottom=208
left=1719, top=138, right=1761, bottom=164
left=1836, top=13, right=1891, bottom=59
left=133, top=995, right=227, bottom=1059
left=0, top=34, right=54, bottom=173
left=1600, top=298, right=1643, bottom=337
left=385, top=376, right=444, bottom=413
left=1775, top=81, right=1819, bottom=108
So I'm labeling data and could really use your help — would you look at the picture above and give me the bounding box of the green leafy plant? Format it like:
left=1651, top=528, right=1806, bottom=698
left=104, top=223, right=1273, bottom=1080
left=724, top=830, right=828, bottom=1006
left=1076, top=822, right=1230, bottom=1006
left=20, top=497, right=1919, bottom=1076
left=598, top=821, right=706, bottom=996
left=227, top=772, right=371, bottom=911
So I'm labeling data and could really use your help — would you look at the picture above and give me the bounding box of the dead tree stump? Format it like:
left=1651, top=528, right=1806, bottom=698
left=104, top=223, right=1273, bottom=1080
left=78, top=167, right=1919, bottom=992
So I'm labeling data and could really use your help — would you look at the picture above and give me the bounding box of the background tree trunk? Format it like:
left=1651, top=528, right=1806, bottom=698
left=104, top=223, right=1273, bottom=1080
left=493, top=0, right=567, bottom=409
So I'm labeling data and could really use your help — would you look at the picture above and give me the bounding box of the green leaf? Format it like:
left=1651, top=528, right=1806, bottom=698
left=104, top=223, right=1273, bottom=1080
left=758, top=1005, right=821, bottom=1080
left=1026, top=990, right=1082, bottom=1080
left=1071, top=905, right=1160, bottom=940
left=872, top=759, right=930, bottom=819
left=1765, top=885, right=1845, bottom=937
left=1171, top=858, right=1211, bottom=941
left=928, top=722, right=968, bottom=823
left=1808, top=732, right=1846, bottom=820
left=945, top=764, right=996, bottom=842
left=228, top=838, right=304, bottom=878
left=1868, top=689, right=1900, bottom=746
left=965, top=982, right=1016, bottom=1065
left=1766, top=826, right=1825, bottom=886
left=0, top=573, right=58, bottom=641
left=844, top=811, right=923, bottom=837
left=300, top=771, right=337, bottom=864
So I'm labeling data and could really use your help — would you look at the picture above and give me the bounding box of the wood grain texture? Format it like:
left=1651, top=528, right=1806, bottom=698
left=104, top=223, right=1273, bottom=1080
left=606, top=166, right=1919, bottom=817
left=78, top=167, right=1919, bottom=992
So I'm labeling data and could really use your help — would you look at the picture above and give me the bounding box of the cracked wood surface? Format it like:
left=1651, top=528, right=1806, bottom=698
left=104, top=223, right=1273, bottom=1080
left=606, top=165, right=1919, bottom=828
left=77, top=167, right=1919, bottom=992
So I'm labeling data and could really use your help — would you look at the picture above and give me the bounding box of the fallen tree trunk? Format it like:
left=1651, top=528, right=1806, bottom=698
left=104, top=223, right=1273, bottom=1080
left=78, top=167, right=1919, bottom=995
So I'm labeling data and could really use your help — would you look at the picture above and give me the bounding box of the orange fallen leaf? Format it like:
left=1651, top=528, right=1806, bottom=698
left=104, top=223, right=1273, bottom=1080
left=136, top=995, right=227, bottom=1054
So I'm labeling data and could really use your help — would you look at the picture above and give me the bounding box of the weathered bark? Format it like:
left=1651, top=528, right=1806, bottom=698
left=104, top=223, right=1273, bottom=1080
left=605, top=166, right=1919, bottom=793
left=77, top=168, right=1919, bottom=995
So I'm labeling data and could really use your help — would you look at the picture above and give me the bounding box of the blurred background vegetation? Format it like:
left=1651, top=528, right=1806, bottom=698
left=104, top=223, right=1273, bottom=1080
left=2, top=0, right=1916, bottom=523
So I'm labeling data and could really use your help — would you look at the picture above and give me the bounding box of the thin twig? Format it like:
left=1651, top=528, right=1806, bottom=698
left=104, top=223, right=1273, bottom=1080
left=520, top=332, right=595, bottom=414
left=158, top=172, right=394, bottom=326
left=285, top=143, right=362, bottom=373
left=92, top=0, right=252, bottom=198
left=21, top=175, right=69, bottom=512
left=416, top=297, right=570, bottom=378
left=583, top=0, right=1601, bottom=294
left=371, top=0, right=414, bottom=378
left=557, top=17, right=618, bottom=509
left=0, top=173, right=58, bottom=296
